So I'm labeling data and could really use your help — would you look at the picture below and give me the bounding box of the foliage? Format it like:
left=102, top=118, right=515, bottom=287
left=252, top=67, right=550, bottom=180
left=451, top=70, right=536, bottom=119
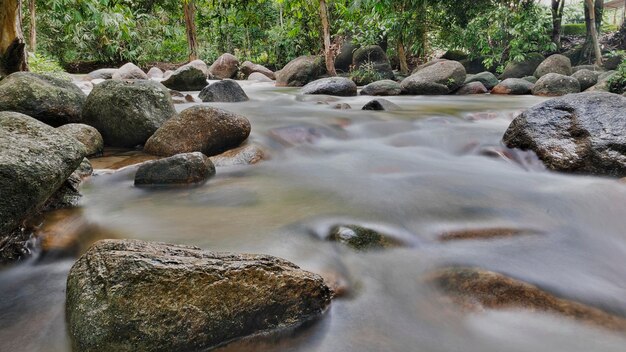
left=349, top=61, right=384, bottom=85
left=27, top=52, right=72, bottom=81
left=563, top=23, right=587, bottom=36
left=607, top=59, right=626, bottom=94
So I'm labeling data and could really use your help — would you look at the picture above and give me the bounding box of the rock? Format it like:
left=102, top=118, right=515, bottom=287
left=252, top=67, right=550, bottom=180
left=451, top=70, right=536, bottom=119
left=456, top=82, right=488, bottom=95
left=460, top=57, right=494, bottom=74
left=301, top=77, right=357, bottom=96
left=161, top=65, right=207, bottom=91
left=333, top=103, right=352, bottom=110
left=0, top=112, right=86, bottom=237
left=57, top=124, right=104, bottom=156
left=112, top=63, right=148, bottom=80
left=73, top=80, right=93, bottom=90
left=598, top=70, right=617, bottom=82
left=82, top=80, right=176, bottom=147
left=503, top=92, right=626, bottom=176
left=464, top=71, right=499, bottom=90
left=327, top=225, right=400, bottom=250
left=400, top=60, right=466, bottom=95
left=275, top=56, right=326, bottom=87
left=187, top=59, right=209, bottom=76
left=572, top=64, right=603, bottom=73
left=208, top=53, right=239, bottom=79
left=83, top=68, right=117, bottom=81
left=413, top=59, right=448, bottom=74
left=360, top=80, right=402, bottom=96
left=603, top=54, right=623, bottom=70
left=163, top=70, right=173, bottom=80
left=0, top=72, right=86, bottom=127
left=335, top=40, right=358, bottom=72
left=66, top=239, right=332, bottom=352
left=209, top=144, right=265, bottom=167
left=134, top=152, right=215, bottom=187
left=199, top=79, right=249, bottom=102
left=572, top=69, right=599, bottom=91
left=240, top=61, right=275, bottom=80
left=144, top=106, right=251, bottom=157
left=248, top=72, right=274, bottom=82
left=500, top=53, right=544, bottom=79
left=522, top=76, right=538, bottom=83
left=531, top=73, right=580, bottom=97
left=534, top=54, right=572, bottom=78
left=351, top=45, right=395, bottom=82
left=441, top=50, right=468, bottom=61
left=491, top=78, right=534, bottom=95
left=147, top=67, right=164, bottom=79
left=362, top=98, right=400, bottom=111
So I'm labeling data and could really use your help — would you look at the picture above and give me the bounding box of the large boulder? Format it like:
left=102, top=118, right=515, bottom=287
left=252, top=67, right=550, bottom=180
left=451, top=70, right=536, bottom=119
left=161, top=65, right=207, bottom=91
left=503, top=92, right=626, bottom=176
left=351, top=45, right=394, bottom=83
left=491, top=78, right=534, bottom=95
left=572, top=64, right=603, bottom=74
left=400, top=60, right=466, bottom=95
left=335, top=40, right=359, bottom=72
left=57, top=123, right=104, bottom=157
left=534, top=54, right=572, bottom=78
left=360, top=80, right=402, bottom=96
left=83, top=68, right=117, bottom=81
left=112, top=63, right=148, bottom=80
left=531, top=73, right=580, bottom=97
left=572, top=69, right=599, bottom=91
left=301, top=77, right=357, bottom=96
left=456, top=82, right=488, bottom=95
left=239, top=61, right=275, bottom=80
left=146, top=67, right=164, bottom=79
left=500, top=53, right=544, bottom=79
left=275, top=55, right=326, bottom=87
left=208, top=53, right=239, bottom=79
left=134, top=152, right=215, bottom=187
left=248, top=72, right=274, bottom=82
left=187, top=59, right=209, bottom=77
left=144, top=106, right=251, bottom=157
left=199, top=79, right=249, bottom=102
left=0, top=112, right=86, bottom=237
left=66, top=239, right=332, bottom=352
left=464, top=71, right=499, bottom=90
left=0, top=72, right=86, bottom=127
left=82, top=80, right=176, bottom=147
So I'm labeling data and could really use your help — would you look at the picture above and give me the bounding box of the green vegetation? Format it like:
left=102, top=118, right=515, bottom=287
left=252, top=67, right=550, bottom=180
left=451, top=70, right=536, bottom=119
left=563, top=23, right=587, bottom=36
left=608, top=59, right=626, bottom=94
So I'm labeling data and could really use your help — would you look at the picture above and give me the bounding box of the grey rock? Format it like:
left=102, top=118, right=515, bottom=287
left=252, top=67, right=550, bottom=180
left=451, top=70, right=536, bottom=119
left=112, top=63, right=148, bottom=80
left=134, top=152, right=215, bottom=186
left=199, top=79, right=249, bottom=102
left=352, top=45, right=394, bottom=82
left=532, top=73, right=580, bottom=97
left=491, top=78, right=534, bottom=95
left=83, top=68, right=117, bottom=81
left=248, top=72, right=274, bottom=82
left=522, top=76, right=538, bottom=84
left=208, top=53, right=239, bottom=79
left=276, top=56, right=326, bottom=87
left=362, top=98, right=400, bottom=111
left=301, top=77, right=357, bottom=96
left=240, top=61, right=275, bottom=80
left=147, top=67, right=164, bottom=79
left=401, top=60, right=466, bottom=95
left=456, top=82, right=488, bottom=95
left=187, top=60, right=209, bottom=76
left=534, top=54, right=572, bottom=78
left=360, top=80, right=402, bottom=96
left=572, top=65, right=603, bottom=74
left=335, top=40, right=359, bottom=72
left=500, top=53, right=544, bottom=79
left=161, top=65, right=207, bottom=91
left=57, top=123, right=104, bottom=156
left=464, top=71, right=499, bottom=90
left=572, top=69, right=599, bottom=91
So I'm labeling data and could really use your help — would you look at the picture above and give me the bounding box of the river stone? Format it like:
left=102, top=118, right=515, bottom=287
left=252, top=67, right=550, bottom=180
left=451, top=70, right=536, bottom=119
left=301, top=77, right=357, bottom=96
left=0, top=72, right=86, bottom=127
left=500, top=53, right=544, bottom=79
left=491, top=78, right=534, bottom=95
left=147, top=67, right=164, bottom=79
left=112, top=63, right=148, bottom=80
left=57, top=124, right=104, bottom=156
left=134, top=152, right=215, bottom=186
left=187, top=59, right=209, bottom=76
left=412, top=59, right=448, bottom=74
left=276, top=55, right=326, bottom=87
left=531, top=73, right=580, bottom=97
left=572, top=69, right=599, bottom=91
left=400, top=60, right=466, bottom=95
left=66, top=239, right=332, bottom=352
left=82, top=80, right=176, bottom=147
left=503, top=92, right=626, bottom=176
left=248, top=72, right=273, bottom=82
left=199, top=79, right=249, bottom=102
left=572, top=64, right=603, bottom=73
left=209, top=144, right=265, bottom=167
left=327, top=225, right=400, bottom=250
left=360, top=80, right=402, bottom=96
left=534, top=54, right=572, bottom=78
left=83, top=68, right=117, bottom=81
left=240, top=61, right=275, bottom=80
left=144, top=106, right=251, bottom=157
left=456, top=82, right=488, bottom=95
left=352, top=45, right=394, bottom=80
left=464, top=71, right=499, bottom=90
left=0, top=112, right=86, bottom=236
left=362, top=98, right=400, bottom=111
left=208, top=53, right=239, bottom=79
left=335, top=40, right=358, bottom=72
left=522, top=76, right=538, bottom=84
left=161, top=65, right=207, bottom=91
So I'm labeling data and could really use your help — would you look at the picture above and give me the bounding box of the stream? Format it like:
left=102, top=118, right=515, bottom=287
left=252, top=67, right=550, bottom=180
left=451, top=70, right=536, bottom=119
left=1, top=82, right=626, bottom=351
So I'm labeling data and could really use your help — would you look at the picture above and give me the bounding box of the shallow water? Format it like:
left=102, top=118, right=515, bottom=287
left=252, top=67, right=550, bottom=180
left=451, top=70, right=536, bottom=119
left=2, top=82, right=626, bottom=351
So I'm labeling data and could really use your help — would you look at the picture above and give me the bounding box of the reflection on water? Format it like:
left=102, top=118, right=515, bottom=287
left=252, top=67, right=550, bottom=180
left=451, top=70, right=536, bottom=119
left=1, top=82, right=626, bottom=351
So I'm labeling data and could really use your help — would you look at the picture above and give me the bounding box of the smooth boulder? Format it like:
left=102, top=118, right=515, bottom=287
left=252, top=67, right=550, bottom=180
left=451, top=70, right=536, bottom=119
left=240, top=61, right=275, bottom=80
left=0, top=72, right=86, bottom=127
left=199, top=79, right=249, bottom=102
left=134, top=152, right=215, bottom=186
left=456, top=82, right=488, bottom=95
left=572, top=69, right=599, bottom=91
left=57, top=124, right=104, bottom=156
left=491, top=78, right=534, bottom=95
left=208, top=53, right=239, bottom=79
left=531, top=73, right=580, bottom=97
left=66, top=239, right=332, bottom=352
left=144, top=106, right=251, bottom=157
left=82, top=80, right=176, bottom=147
left=352, top=45, right=394, bottom=82
left=147, top=67, right=164, bottom=79
left=112, top=63, right=148, bottom=80
left=276, top=56, right=326, bottom=87
left=0, top=112, right=86, bottom=236
left=401, top=60, right=466, bottom=95
left=360, top=80, right=402, bottom=96
left=464, top=71, right=499, bottom=90
left=161, top=65, right=207, bottom=91
left=248, top=72, right=273, bottom=82
left=503, top=92, right=626, bottom=176
left=83, top=68, right=117, bottom=81
left=362, top=98, right=400, bottom=111
left=534, top=54, right=572, bottom=78
left=301, top=77, right=357, bottom=96
left=500, top=53, right=544, bottom=79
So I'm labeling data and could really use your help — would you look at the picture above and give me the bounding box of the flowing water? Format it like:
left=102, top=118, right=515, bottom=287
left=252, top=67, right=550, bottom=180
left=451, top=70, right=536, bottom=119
left=2, top=82, right=626, bottom=351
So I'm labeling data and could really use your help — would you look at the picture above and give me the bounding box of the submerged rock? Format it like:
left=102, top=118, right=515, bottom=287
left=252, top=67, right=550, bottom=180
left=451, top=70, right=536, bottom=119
left=327, top=225, right=401, bottom=250
left=66, top=239, right=332, bottom=352
left=503, top=92, right=626, bottom=176
left=144, top=106, right=251, bottom=157
left=0, top=72, right=86, bottom=127
left=400, top=60, right=466, bottom=95
left=199, top=79, right=249, bottom=102
left=360, top=80, right=402, bottom=96
left=82, top=80, right=176, bottom=147
left=57, top=123, right=104, bottom=157
left=209, top=53, right=239, bottom=79
left=275, top=56, right=326, bottom=87
left=209, top=144, right=265, bottom=167
left=161, top=65, right=207, bottom=91
left=491, top=78, right=534, bottom=95
left=134, top=152, right=215, bottom=187
left=362, top=98, right=400, bottom=111
left=531, top=73, right=580, bottom=97
left=301, top=77, right=357, bottom=96
left=112, top=63, right=148, bottom=80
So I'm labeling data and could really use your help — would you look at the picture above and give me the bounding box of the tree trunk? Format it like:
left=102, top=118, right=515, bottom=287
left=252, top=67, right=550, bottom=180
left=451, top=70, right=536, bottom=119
left=585, top=0, right=603, bottom=65
left=28, top=0, right=35, bottom=52
left=183, top=0, right=198, bottom=61
left=319, top=0, right=336, bottom=76
left=0, top=0, right=28, bottom=77
left=397, top=39, right=409, bottom=75
left=551, top=0, right=565, bottom=49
